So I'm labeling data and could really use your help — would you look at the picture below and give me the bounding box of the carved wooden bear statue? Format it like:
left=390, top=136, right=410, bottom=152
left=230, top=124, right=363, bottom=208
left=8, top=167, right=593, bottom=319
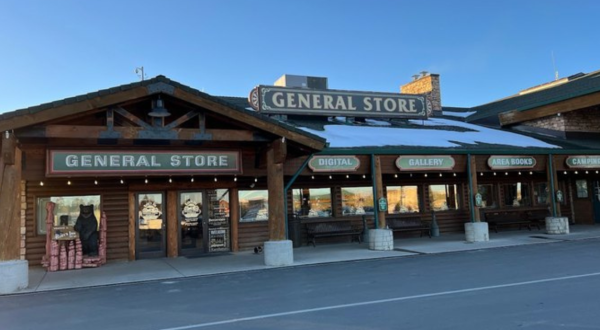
left=74, top=204, right=99, bottom=256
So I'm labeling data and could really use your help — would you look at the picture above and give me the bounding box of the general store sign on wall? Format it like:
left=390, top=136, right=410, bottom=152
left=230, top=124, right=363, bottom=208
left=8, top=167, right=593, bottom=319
left=308, top=156, right=360, bottom=172
left=249, top=85, right=431, bottom=119
left=487, top=155, right=536, bottom=170
left=46, top=150, right=241, bottom=176
left=395, top=156, right=455, bottom=171
left=565, top=155, right=600, bottom=168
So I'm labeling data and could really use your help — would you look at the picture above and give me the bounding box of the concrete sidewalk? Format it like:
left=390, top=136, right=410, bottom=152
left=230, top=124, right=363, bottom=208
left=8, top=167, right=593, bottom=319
left=15, top=225, right=600, bottom=295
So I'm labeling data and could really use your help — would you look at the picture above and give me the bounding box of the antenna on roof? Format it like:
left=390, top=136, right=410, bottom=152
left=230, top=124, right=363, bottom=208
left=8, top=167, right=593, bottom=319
left=551, top=51, right=559, bottom=81
left=135, top=66, right=147, bottom=81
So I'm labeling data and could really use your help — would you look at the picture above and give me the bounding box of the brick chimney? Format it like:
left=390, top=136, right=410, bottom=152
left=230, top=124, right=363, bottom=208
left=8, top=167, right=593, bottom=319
left=400, top=72, right=442, bottom=115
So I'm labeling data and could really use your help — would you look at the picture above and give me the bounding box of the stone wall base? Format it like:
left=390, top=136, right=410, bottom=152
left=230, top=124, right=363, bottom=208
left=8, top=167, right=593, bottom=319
left=264, top=240, right=294, bottom=266
left=369, top=229, right=394, bottom=251
left=545, top=217, right=570, bottom=235
left=465, top=222, right=489, bottom=242
left=0, top=260, right=28, bottom=294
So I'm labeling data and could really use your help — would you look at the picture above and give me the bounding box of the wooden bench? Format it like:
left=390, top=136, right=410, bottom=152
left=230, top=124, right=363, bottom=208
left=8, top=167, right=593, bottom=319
left=387, top=217, right=432, bottom=238
left=484, top=210, right=544, bottom=233
left=306, top=221, right=363, bottom=247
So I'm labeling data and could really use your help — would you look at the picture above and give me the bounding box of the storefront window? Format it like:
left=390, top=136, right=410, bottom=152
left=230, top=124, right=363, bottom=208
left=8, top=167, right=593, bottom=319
left=503, top=182, right=531, bottom=207
left=576, top=180, right=588, bottom=198
left=36, top=195, right=101, bottom=235
left=239, top=190, right=268, bottom=222
left=534, top=182, right=549, bottom=205
left=477, top=184, right=497, bottom=208
left=386, top=185, right=419, bottom=214
left=292, top=188, right=332, bottom=218
left=429, top=184, right=459, bottom=211
left=341, top=187, right=374, bottom=216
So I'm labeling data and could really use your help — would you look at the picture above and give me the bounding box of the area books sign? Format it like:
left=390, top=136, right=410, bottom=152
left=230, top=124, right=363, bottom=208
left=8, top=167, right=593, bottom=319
left=395, top=156, right=455, bottom=171
left=487, top=155, right=536, bottom=170
left=565, top=155, right=600, bottom=168
left=46, top=150, right=241, bottom=176
left=248, top=85, right=432, bottom=119
left=308, top=156, right=360, bottom=172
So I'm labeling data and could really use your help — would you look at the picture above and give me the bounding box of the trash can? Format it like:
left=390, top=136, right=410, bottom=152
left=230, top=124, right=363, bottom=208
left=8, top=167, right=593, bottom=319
left=288, top=215, right=302, bottom=248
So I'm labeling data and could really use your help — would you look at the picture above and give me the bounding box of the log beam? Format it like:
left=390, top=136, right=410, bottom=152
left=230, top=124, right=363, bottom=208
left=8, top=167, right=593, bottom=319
left=0, top=134, right=22, bottom=260
left=267, top=141, right=286, bottom=241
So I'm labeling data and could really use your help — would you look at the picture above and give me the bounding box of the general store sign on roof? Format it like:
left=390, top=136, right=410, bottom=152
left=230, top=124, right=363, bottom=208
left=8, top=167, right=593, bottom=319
left=248, top=85, right=432, bottom=119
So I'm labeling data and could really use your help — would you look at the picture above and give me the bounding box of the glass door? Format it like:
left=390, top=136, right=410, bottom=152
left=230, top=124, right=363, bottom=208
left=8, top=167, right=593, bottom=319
left=136, top=192, right=166, bottom=259
left=178, top=189, right=231, bottom=255
left=179, top=191, right=204, bottom=256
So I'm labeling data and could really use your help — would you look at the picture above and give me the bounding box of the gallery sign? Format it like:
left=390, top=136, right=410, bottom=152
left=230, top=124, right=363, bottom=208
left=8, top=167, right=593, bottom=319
left=46, top=150, right=241, bottom=176
left=248, top=85, right=431, bottom=119
left=308, top=155, right=360, bottom=172
left=395, top=155, right=455, bottom=171
left=565, top=155, right=600, bottom=168
left=487, top=155, right=536, bottom=170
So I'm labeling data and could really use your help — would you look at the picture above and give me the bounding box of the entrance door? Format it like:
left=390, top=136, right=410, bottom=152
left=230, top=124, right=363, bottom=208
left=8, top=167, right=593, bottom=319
left=593, top=181, right=600, bottom=224
left=179, top=189, right=231, bottom=256
left=136, top=192, right=166, bottom=259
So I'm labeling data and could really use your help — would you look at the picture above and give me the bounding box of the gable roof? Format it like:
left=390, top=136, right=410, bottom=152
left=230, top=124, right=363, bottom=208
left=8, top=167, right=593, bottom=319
left=465, top=70, right=600, bottom=123
left=0, top=76, right=326, bottom=150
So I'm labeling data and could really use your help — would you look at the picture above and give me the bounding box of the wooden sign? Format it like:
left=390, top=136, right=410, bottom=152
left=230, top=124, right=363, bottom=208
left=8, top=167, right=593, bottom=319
left=249, top=85, right=431, bottom=119
left=395, top=155, right=455, bottom=171
left=308, top=156, right=360, bottom=172
left=565, top=155, right=600, bottom=168
left=487, top=155, right=536, bottom=170
left=52, top=226, right=79, bottom=241
left=47, top=150, right=241, bottom=176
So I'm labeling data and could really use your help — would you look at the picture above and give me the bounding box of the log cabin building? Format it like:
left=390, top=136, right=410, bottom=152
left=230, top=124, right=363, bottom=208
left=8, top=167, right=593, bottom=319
left=1, top=70, right=600, bottom=275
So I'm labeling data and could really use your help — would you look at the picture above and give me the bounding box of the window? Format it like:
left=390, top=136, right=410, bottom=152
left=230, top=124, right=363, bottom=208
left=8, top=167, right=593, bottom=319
left=386, top=185, right=419, bottom=214
left=429, top=184, right=459, bottom=211
left=239, top=190, right=268, bottom=222
left=534, top=183, right=549, bottom=205
left=477, top=184, right=497, bottom=208
left=292, top=188, right=332, bottom=218
left=341, top=187, right=374, bottom=216
left=576, top=180, right=588, bottom=198
left=503, top=182, right=531, bottom=207
left=36, top=195, right=101, bottom=235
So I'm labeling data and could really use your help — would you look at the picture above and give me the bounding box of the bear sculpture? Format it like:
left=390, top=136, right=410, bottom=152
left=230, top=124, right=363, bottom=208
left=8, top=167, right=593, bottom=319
left=74, top=204, right=99, bottom=256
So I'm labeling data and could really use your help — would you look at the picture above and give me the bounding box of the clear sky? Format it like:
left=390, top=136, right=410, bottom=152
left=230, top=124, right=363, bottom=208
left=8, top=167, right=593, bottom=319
left=1, top=0, right=598, bottom=113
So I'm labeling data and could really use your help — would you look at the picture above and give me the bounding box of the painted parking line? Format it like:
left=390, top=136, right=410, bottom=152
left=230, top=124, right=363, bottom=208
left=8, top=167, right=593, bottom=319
left=160, top=271, right=600, bottom=330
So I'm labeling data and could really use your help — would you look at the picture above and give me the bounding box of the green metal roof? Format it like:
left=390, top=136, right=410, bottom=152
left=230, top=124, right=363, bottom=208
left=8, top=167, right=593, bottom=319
left=465, top=70, right=600, bottom=122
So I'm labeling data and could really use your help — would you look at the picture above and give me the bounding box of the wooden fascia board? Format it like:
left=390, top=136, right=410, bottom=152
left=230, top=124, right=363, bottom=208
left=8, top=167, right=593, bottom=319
left=16, top=125, right=256, bottom=141
left=0, top=86, right=149, bottom=132
left=172, top=88, right=326, bottom=150
left=499, top=91, right=600, bottom=126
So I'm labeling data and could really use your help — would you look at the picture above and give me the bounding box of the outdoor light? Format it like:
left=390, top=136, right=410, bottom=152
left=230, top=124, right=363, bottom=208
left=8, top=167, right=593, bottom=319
left=214, top=177, right=218, bottom=182
left=453, top=173, right=456, bottom=177
left=311, top=175, right=315, bottom=180
left=529, top=171, right=533, bottom=175
left=575, top=171, right=579, bottom=175
left=191, top=177, right=194, bottom=182
left=596, top=171, right=599, bottom=174
left=39, top=181, right=44, bottom=186
left=480, top=172, right=483, bottom=176
left=120, top=179, right=124, bottom=184
left=439, top=173, right=442, bottom=177
left=505, top=172, right=508, bottom=176
left=564, top=171, right=567, bottom=175
left=410, top=173, right=413, bottom=177
left=148, top=96, right=171, bottom=117
left=362, top=174, right=366, bottom=179
left=67, top=180, right=71, bottom=186
left=329, top=175, right=332, bottom=179
left=346, top=174, right=349, bottom=179
left=394, top=174, right=398, bottom=178
left=424, top=173, right=428, bottom=178
left=234, top=176, right=237, bottom=182
left=518, top=172, right=522, bottom=175
left=4, top=131, right=8, bottom=139
left=493, top=172, right=497, bottom=176
left=94, top=180, right=98, bottom=185
left=169, top=177, right=172, bottom=183
left=254, top=177, right=258, bottom=182
left=586, top=171, right=589, bottom=174
left=145, top=178, right=148, bottom=184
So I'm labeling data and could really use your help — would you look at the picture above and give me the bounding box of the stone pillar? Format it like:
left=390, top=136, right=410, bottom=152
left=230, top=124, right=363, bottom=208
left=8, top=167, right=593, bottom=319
left=465, top=222, right=489, bottom=242
left=369, top=229, right=394, bottom=251
left=545, top=217, right=569, bottom=235
left=264, top=139, right=293, bottom=266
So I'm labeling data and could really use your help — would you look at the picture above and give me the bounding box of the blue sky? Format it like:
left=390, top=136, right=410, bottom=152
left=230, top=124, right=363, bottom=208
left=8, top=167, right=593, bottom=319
left=1, top=0, right=598, bottom=113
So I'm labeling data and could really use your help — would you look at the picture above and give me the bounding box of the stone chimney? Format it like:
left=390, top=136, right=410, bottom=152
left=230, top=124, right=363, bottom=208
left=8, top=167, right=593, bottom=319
left=400, top=72, right=442, bottom=115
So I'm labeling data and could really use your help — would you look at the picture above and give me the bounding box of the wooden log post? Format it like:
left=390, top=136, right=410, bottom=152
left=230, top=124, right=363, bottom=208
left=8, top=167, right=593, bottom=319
left=469, top=155, right=481, bottom=222
left=267, top=139, right=287, bottom=241
left=0, top=133, right=22, bottom=261
left=166, top=191, right=178, bottom=258
left=547, top=155, right=562, bottom=217
left=374, top=156, right=386, bottom=229
left=230, top=188, right=239, bottom=251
